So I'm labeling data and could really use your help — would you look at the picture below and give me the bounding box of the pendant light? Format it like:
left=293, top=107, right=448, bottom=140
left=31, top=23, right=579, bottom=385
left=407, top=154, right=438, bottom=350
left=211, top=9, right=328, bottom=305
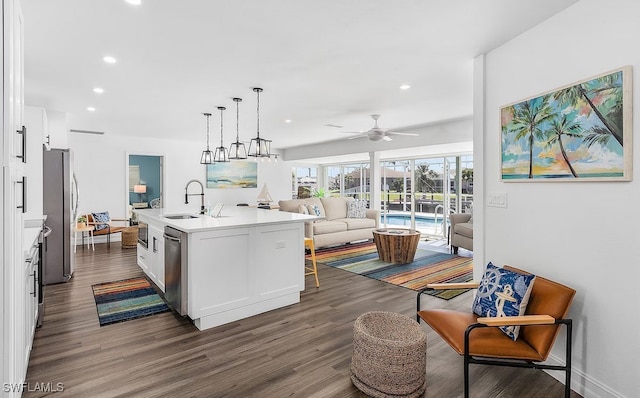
left=213, top=106, right=230, bottom=162
left=248, top=87, right=272, bottom=158
left=228, top=97, right=247, bottom=160
left=200, top=112, right=213, bottom=164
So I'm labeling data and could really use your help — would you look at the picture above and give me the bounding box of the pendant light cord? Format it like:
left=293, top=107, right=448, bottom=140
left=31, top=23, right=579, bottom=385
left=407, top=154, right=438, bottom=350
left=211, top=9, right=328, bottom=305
left=219, top=107, right=224, bottom=146
left=236, top=99, right=240, bottom=141
left=256, top=89, right=260, bottom=140
left=205, top=113, right=211, bottom=150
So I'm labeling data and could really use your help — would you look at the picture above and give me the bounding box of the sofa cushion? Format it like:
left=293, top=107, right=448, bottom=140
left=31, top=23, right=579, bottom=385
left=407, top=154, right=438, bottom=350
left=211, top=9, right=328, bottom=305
left=278, top=197, right=325, bottom=218
left=454, top=222, right=473, bottom=239
left=320, top=197, right=353, bottom=220
left=313, top=220, right=348, bottom=235
left=472, top=262, right=536, bottom=341
left=346, top=200, right=367, bottom=218
left=297, top=205, right=309, bottom=215
left=341, top=217, right=376, bottom=230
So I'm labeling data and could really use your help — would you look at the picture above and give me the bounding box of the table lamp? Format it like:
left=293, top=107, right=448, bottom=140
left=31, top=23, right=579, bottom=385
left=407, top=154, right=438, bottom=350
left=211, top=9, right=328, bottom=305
left=133, top=184, right=147, bottom=202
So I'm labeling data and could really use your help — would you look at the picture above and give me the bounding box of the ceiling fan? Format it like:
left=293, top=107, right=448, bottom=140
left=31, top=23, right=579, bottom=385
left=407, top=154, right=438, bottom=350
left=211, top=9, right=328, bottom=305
left=342, top=114, right=418, bottom=141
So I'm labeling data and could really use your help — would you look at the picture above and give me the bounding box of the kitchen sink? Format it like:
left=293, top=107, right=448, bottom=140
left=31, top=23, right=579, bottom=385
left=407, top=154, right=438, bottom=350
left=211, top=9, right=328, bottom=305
left=164, top=214, right=199, bottom=220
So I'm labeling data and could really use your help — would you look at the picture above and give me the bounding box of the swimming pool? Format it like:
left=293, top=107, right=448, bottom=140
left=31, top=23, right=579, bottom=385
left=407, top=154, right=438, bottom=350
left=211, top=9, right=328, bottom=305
left=381, top=213, right=447, bottom=228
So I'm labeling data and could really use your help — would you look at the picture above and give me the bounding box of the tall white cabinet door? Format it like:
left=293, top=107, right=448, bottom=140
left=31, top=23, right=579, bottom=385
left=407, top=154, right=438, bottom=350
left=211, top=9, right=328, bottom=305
left=2, top=0, right=26, bottom=395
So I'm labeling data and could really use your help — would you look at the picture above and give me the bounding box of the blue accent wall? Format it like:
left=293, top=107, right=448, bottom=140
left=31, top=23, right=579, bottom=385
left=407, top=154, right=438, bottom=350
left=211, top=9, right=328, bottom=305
left=129, top=155, right=161, bottom=206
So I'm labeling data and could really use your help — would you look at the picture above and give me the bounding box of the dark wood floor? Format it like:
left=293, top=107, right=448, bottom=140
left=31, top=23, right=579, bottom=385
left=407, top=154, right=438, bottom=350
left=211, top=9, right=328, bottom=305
left=25, top=241, right=579, bottom=397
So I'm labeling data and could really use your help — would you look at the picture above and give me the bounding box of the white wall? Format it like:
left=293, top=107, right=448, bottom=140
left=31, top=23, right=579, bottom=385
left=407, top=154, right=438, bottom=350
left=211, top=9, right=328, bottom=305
left=68, top=132, right=293, bottom=224
left=481, top=0, right=640, bottom=397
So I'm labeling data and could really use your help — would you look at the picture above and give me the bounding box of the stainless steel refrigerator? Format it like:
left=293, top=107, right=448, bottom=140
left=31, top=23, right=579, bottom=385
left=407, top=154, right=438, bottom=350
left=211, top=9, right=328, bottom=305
left=43, top=148, right=78, bottom=285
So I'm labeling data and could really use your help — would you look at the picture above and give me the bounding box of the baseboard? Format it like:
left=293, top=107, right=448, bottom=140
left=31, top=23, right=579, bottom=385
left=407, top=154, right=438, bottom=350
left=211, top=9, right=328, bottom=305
left=73, top=234, right=121, bottom=246
left=546, top=353, right=624, bottom=398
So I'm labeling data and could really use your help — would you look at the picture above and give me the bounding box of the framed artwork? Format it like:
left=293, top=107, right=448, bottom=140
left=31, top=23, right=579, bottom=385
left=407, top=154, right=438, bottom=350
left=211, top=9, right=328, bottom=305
left=501, top=65, right=632, bottom=181
left=206, top=161, right=257, bottom=188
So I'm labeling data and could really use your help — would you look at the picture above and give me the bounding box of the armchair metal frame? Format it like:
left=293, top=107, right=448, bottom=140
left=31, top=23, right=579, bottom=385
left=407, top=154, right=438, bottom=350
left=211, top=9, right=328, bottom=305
left=416, top=268, right=575, bottom=398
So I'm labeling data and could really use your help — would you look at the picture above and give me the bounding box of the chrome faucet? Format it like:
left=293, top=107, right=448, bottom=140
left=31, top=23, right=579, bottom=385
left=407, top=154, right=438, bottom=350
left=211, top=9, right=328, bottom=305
left=185, top=179, right=205, bottom=214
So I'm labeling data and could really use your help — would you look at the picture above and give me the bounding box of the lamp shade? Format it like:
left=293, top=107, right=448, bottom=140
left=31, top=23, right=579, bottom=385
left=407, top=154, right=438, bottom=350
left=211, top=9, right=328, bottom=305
left=133, top=184, right=147, bottom=194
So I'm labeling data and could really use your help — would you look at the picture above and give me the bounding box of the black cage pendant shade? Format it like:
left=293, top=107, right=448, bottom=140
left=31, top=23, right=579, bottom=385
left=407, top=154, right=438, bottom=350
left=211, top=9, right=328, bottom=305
left=248, top=87, right=272, bottom=158
left=200, top=112, right=214, bottom=164
left=228, top=97, right=247, bottom=160
left=213, top=106, right=230, bottom=162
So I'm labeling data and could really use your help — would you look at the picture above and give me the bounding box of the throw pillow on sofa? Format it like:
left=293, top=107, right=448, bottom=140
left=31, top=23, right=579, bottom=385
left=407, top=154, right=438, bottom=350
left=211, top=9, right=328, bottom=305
left=346, top=200, right=367, bottom=218
left=297, top=205, right=309, bottom=215
left=305, top=204, right=322, bottom=217
left=472, top=262, right=536, bottom=341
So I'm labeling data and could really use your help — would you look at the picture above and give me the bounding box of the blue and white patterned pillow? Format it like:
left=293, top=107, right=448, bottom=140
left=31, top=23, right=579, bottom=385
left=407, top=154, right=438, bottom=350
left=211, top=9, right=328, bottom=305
left=472, top=262, right=536, bottom=341
left=305, top=204, right=321, bottom=217
left=346, top=200, right=367, bottom=218
left=92, top=211, right=111, bottom=231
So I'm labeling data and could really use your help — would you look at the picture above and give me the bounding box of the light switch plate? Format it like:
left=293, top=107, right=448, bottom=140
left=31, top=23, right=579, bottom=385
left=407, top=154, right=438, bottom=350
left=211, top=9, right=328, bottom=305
left=487, top=192, right=507, bottom=208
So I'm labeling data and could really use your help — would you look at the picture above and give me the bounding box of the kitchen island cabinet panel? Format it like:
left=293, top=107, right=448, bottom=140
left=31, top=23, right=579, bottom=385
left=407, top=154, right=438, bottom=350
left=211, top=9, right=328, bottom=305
left=188, top=228, right=252, bottom=320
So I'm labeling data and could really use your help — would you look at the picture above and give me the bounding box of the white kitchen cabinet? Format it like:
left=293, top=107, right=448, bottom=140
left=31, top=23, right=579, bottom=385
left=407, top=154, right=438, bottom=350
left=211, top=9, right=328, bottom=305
left=137, top=243, right=149, bottom=273
left=23, top=106, right=45, bottom=218
left=22, top=237, right=39, bottom=375
left=148, top=224, right=165, bottom=292
left=2, top=0, right=26, bottom=393
left=135, top=215, right=165, bottom=292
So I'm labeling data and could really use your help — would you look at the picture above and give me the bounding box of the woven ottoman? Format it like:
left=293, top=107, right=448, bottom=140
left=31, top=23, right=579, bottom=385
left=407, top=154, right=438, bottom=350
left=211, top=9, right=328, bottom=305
left=121, top=226, right=138, bottom=249
left=351, top=311, right=427, bottom=398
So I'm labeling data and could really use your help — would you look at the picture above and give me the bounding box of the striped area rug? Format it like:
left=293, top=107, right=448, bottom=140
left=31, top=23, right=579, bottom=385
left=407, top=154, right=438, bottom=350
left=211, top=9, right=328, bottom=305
left=91, top=277, right=170, bottom=326
left=309, top=242, right=473, bottom=300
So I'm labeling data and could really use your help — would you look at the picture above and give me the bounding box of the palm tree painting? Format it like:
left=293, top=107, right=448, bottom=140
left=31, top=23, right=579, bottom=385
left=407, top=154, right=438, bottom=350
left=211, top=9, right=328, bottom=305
left=501, top=65, right=632, bottom=181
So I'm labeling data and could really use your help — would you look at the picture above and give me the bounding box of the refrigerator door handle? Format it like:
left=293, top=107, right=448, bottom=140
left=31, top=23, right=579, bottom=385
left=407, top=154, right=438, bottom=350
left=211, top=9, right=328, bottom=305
left=72, top=173, right=79, bottom=221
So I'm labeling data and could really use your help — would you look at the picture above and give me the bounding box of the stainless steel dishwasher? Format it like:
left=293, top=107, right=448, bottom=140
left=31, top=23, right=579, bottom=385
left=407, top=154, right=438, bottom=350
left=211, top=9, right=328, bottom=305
left=163, top=226, right=188, bottom=316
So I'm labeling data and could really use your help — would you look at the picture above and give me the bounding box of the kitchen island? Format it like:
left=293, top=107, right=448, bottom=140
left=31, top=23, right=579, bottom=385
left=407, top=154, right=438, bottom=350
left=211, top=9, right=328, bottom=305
left=134, top=206, right=316, bottom=331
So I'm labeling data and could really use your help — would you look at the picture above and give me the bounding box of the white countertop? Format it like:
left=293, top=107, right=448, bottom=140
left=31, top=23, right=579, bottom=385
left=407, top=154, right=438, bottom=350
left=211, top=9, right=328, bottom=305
left=133, top=206, right=318, bottom=233
left=23, top=216, right=45, bottom=256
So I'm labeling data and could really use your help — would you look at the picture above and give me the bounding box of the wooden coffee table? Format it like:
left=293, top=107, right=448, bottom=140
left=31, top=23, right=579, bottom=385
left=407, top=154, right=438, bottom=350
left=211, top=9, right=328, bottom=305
left=373, top=228, right=421, bottom=264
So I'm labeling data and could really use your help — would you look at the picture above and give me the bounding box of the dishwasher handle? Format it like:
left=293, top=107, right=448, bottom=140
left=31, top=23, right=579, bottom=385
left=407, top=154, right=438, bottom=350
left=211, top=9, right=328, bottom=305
left=163, top=233, right=181, bottom=242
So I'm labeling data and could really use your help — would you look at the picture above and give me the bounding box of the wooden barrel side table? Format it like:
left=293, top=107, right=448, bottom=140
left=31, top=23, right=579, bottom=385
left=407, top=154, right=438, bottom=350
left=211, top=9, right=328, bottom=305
left=373, top=228, right=421, bottom=264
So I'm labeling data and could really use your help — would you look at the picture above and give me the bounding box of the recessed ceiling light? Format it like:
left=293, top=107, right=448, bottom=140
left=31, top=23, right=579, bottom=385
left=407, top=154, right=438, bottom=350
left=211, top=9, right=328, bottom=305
left=87, top=107, right=96, bottom=112
left=125, top=0, right=142, bottom=5
left=93, top=87, right=104, bottom=94
left=103, top=56, right=117, bottom=64
left=284, top=119, right=292, bottom=123
left=400, top=84, right=411, bottom=90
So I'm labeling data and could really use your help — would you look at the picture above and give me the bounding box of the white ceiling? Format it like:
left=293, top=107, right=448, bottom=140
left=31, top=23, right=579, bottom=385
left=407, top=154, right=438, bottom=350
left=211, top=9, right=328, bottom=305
left=22, top=0, right=579, bottom=151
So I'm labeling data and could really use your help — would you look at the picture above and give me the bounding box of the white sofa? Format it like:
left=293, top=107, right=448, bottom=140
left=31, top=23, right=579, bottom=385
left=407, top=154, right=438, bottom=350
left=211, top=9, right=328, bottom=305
left=278, top=197, right=380, bottom=248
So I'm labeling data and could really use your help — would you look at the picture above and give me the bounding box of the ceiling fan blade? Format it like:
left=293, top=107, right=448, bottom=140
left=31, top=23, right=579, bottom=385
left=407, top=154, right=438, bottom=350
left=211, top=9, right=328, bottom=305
left=340, top=131, right=366, bottom=134
left=387, top=131, right=419, bottom=136
left=383, top=135, right=393, bottom=141
left=348, top=134, right=369, bottom=140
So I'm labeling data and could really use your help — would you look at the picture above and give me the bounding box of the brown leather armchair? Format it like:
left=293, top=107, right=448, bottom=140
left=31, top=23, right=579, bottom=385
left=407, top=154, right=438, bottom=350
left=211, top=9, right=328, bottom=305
left=416, top=266, right=576, bottom=398
left=87, top=212, right=130, bottom=248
